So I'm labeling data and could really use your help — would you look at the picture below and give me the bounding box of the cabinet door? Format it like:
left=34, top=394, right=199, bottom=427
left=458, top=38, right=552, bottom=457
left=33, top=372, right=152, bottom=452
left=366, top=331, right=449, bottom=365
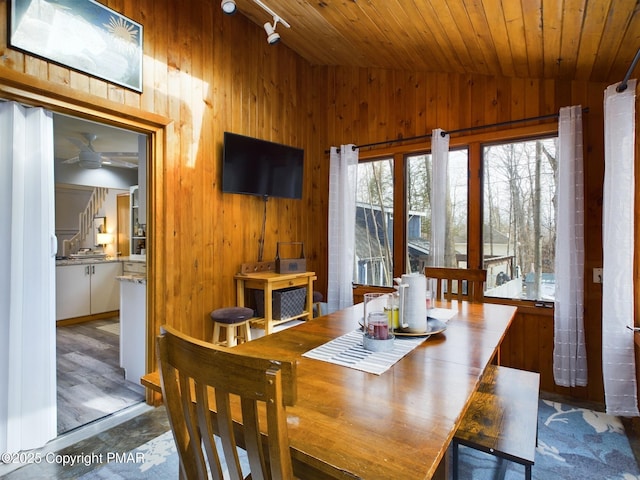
left=56, top=264, right=91, bottom=320
left=90, top=262, right=122, bottom=314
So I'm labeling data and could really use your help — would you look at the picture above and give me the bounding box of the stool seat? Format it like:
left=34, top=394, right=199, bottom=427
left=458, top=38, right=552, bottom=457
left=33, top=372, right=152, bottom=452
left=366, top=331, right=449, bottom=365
left=210, top=307, right=254, bottom=347
left=210, top=306, right=254, bottom=324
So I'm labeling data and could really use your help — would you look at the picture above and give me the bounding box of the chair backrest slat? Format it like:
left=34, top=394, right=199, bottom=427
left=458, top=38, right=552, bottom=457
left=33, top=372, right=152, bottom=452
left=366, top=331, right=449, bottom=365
left=424, top=267, right=487, bottom=303
left=157, top=325, right=297, bottom=480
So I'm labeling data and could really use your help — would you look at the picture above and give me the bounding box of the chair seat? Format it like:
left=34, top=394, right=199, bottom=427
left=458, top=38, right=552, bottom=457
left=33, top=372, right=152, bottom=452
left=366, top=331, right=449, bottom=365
left=210, top=306, right=254, bottom=324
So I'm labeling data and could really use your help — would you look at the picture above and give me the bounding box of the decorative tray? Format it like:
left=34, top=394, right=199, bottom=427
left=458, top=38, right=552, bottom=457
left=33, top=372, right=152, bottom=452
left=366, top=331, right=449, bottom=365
left=394, top=318, right=447, bottom=337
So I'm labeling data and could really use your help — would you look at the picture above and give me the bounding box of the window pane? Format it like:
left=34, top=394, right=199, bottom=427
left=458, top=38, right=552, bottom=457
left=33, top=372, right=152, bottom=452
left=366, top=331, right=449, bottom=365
left=406, top=149, right=468, bottom=273
left=354, top=158, right=394, bottom=286
left=483, top=138, right=557, bottom=301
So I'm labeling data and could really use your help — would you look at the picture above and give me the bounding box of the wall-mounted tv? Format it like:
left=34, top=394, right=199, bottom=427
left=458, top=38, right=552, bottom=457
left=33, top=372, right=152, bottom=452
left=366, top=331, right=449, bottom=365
left=222, top=132, right=304, bottom=199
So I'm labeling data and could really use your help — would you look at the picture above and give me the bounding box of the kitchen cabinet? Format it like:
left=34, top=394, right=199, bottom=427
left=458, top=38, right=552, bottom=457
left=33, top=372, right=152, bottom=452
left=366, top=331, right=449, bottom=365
left=56, top=262, right=122, bottom=321
left=130, top=185, right=146, bottom=259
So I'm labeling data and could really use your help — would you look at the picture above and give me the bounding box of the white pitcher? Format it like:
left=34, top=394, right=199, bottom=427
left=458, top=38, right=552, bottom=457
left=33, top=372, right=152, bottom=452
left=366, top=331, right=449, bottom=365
left=395, top=273, right=428, bottom=333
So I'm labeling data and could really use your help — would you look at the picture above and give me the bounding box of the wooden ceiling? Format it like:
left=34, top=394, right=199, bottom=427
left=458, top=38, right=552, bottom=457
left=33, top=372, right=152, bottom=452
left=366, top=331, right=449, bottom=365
left=232, top=0, right=640, bottom=83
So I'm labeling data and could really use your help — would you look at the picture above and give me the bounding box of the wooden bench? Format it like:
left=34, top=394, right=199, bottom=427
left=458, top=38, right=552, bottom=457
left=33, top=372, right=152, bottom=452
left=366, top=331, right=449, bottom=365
left=453, top=365, right=540, bottom=480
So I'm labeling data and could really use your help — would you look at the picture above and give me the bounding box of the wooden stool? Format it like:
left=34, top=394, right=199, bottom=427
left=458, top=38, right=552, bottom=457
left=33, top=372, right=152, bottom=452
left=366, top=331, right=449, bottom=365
left=313, top=291, right=324, bottom=317
left=210, top=307, right=254, bottom=347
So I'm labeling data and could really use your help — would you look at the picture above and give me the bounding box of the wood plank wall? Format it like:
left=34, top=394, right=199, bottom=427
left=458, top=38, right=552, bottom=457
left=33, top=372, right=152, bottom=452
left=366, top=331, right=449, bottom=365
left=0, top=0, right=635, bottom=404
left=0, top=0, right=329, bottom=382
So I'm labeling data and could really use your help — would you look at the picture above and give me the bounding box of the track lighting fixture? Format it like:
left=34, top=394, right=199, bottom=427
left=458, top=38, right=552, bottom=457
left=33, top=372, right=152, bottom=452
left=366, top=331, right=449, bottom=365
left=221, top=0, right=290, bottom=45
left=221, top=0, right=236, bottom=15
left=264, top=18, right=281, bottom=44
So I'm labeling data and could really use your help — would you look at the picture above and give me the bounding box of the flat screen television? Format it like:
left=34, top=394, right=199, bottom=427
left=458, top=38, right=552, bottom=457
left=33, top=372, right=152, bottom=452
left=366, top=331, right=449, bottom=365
left=222, top=132, right=304, bottom=199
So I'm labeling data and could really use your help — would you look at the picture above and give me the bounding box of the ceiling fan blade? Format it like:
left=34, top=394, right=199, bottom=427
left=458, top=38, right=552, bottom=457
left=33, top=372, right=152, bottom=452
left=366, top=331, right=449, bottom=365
left=100, top=155, right=138, bottom=168
left=65, top=136, right=94, bottom=152
left=99, top=151, right=139, bottom=158
left=61, top=155, right=80, bottom=164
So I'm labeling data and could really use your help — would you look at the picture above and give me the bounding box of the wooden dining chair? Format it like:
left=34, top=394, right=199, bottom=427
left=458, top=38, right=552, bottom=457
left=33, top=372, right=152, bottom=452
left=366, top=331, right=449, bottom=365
left=156, top=325, right=298, bottom=480
left=424, top=267, right=487, bottom=302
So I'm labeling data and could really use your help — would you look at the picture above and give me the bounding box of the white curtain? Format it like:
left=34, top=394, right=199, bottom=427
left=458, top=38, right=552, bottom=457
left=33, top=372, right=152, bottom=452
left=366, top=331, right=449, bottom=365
left=430, top=129, right=449, bottom=268
left=327, top=145, right=358, bottom=313
left=553, top=106, right=587, bottom=387
left=0, top=102, right=57, bottom=451
left=602, top=79, right=639, bottom=416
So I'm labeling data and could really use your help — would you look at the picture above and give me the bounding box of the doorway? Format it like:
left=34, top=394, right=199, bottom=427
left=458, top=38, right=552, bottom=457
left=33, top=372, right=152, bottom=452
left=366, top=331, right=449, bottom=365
left=53, top=112, right=148, bottom=434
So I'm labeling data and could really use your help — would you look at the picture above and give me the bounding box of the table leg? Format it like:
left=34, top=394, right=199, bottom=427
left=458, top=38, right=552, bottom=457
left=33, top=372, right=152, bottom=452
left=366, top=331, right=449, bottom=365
left=264, top=285, right=273, bottom=335
left=236, top=279, right=245, bottom=307
left=306, top=276, right=314, bottom=320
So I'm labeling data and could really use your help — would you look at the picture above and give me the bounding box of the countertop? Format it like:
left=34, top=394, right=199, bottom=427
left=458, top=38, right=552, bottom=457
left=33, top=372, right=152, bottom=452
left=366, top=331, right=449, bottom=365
left=55, top=256, right=146, bottom=266
left=116, top=275, right=147, bottom=284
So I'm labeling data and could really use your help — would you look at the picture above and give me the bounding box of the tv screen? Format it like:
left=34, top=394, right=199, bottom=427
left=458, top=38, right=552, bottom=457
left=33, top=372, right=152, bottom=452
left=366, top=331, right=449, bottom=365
left=222, top=132, right=304, bottom=199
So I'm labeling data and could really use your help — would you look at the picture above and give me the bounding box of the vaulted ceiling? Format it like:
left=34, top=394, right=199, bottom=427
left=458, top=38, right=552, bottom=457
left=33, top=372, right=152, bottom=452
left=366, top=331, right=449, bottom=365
left=233, top=0, right=640, bottom=84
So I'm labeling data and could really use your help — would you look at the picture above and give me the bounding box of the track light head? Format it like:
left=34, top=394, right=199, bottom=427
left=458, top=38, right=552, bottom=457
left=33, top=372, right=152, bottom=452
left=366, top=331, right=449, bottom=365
left=221, top=0, right=237, bottom=15
left=264, top=18, right=281, bottom=44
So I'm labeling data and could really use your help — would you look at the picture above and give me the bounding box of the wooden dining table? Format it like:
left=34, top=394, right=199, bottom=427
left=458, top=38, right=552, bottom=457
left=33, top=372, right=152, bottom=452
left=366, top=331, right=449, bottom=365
left=230, top=300, right=517, bottom=480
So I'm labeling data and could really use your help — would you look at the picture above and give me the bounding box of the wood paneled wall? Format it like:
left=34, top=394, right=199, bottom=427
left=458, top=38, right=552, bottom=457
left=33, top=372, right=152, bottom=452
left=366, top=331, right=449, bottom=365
left=0, top=0, right=632, bottom=404
left=0, top=0, right=329, bottom=381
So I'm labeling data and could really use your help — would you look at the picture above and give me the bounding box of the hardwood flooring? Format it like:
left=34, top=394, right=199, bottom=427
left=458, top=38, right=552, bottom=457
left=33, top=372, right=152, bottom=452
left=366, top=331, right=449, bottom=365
left=56, top=317, right=145, bottom=434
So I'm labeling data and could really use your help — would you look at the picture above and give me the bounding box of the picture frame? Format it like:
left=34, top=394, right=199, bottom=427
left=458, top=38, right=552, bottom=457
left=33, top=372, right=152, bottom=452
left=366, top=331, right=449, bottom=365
left=9, top=0, right=143, bottom=92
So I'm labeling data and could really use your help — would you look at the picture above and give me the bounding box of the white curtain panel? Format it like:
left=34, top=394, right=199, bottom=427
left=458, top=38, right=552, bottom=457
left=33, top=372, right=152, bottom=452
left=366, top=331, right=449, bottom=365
left=553, top=105, right=587, bottom=388
left=602, top=79, right=639, bottom=416
left=0, top=102, right=57, bottom=451
left=327, top=145, right=358, bottom=313
left=430, top=129, right=449, bottom=268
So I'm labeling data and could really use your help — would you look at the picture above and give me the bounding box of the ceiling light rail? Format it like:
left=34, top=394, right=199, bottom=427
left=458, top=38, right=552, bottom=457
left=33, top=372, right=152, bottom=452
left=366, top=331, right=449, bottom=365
left=221, top=0, right=290, bottom=45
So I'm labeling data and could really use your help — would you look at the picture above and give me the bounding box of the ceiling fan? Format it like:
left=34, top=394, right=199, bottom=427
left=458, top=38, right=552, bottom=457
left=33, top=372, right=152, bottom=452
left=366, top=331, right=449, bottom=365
left=62, top=133, right=139, bottom=169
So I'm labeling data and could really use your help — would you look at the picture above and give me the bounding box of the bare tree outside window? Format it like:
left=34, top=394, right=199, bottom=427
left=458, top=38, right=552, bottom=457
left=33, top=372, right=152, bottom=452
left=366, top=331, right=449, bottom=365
left=354, top=158, right=394, bottom=286
left=406, top=149, right=468, bottom=273
left=483, top=137, right=558, bottom=301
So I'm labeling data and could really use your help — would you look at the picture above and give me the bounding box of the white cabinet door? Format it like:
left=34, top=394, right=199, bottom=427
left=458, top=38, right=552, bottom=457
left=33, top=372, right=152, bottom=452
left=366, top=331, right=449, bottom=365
left=56, top=264, right=91, bottom=320
left=90, top=262, right=122, bottom=314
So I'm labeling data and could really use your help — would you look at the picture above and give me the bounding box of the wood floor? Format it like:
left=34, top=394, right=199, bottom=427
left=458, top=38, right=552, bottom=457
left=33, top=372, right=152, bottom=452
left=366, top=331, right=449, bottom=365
left=56, top=317, right=145, bottom=434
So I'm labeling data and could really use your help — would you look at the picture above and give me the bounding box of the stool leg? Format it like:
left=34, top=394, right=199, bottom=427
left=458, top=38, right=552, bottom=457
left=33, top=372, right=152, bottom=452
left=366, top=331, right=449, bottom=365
left=213, top=322, right=221, bottom=345
left=227, top=325, right=238, bottom=347
left=235, top=321, right=251, bottom=344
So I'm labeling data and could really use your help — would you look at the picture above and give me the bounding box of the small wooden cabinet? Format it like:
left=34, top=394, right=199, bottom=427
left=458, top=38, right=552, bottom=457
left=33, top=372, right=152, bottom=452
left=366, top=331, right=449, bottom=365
left=55, top=262, right=122, bottom=321
left=234, top=270, right=316, bottom=335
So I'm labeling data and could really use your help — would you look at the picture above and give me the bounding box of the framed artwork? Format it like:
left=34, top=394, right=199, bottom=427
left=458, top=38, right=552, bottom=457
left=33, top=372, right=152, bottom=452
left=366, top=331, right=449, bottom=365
left=9, top=0, right=143, bottom=92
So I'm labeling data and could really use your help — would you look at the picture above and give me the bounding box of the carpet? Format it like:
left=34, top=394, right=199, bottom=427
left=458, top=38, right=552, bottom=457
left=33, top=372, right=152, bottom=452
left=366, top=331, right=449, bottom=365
left=80, top=399, right=640, bottom=479
left=456, top=399, right=640, bottom=479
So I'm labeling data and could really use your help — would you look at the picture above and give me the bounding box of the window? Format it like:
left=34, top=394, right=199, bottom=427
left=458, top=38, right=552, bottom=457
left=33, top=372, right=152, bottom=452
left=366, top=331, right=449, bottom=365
left=406, top=149, right=468, bottom=273
left=355, top=124, right=558, bottom=303
left=482, top=137, right=558, bottom=301
left=354, top=158, right=394, bottom=286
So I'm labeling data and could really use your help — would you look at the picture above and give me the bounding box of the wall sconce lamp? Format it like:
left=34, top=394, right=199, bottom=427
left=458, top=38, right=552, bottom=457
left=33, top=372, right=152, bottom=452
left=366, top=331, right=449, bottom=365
left=221, top=0, right=290, bottom=45
left=221, top=0, right=236, bottom=15
left=96, top=233, right=114, bottom=247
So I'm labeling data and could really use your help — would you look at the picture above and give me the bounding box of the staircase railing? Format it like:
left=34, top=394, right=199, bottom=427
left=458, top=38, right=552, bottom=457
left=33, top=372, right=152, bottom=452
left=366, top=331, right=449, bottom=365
left=62, top=187, right=109, bottom=255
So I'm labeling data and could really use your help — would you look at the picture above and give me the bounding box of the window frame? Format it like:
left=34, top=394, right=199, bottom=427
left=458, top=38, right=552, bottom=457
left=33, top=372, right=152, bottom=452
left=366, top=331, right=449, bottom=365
left=358, top=123, right=558, bottom=308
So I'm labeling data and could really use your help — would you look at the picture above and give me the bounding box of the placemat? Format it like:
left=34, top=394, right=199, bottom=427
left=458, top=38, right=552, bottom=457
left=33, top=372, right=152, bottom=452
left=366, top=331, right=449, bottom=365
left=302, top=330, right=427, bottom=375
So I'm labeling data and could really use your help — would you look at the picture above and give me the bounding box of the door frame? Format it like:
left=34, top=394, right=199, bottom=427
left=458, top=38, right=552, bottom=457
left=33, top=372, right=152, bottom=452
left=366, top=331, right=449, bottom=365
left=0, top=69, right=171, bottom=405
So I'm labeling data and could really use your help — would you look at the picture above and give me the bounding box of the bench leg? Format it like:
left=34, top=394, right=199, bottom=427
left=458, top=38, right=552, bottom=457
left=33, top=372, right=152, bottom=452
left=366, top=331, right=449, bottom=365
left=494, top=457, right=507, bottom=480
left=452, top=439, right=459, bottom=480
left=525, top=464, right=531, bottom=480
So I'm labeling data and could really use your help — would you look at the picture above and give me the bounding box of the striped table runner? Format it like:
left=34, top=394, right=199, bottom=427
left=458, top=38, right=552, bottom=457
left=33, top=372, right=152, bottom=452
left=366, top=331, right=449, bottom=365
left=302, top=330, right=427, bottom=375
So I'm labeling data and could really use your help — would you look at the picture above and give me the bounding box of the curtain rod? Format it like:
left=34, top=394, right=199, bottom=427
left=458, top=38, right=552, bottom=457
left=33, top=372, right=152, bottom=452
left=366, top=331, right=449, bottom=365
left=328, top=107, right=589, bottom=153
left=616, top=47, right=640, bottom=93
